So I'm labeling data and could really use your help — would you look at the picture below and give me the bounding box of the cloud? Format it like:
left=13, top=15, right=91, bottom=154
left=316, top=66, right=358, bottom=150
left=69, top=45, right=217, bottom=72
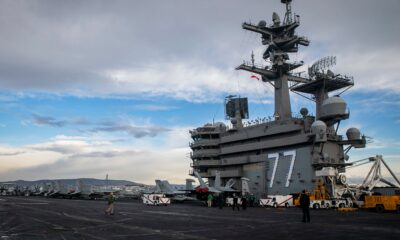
left=0, top=132, right=192, bottom=184
left=71, top=150, right=137, bottom=159
left=353, top=95, right=400, bottom=114
left=31, top=114, right=93, bottom=127
left=131, top=104, right=179, bottom=111
left=28, top=139, right=91, bottom=155
left=29, top=114, right=171, bottom=138
left=99, top=61, right=267, bottom=102
left=335, top=49, right=400, bottom=93
left=0, top=145, right=61, bottom=173
left=0, top=151, right=25, bottom=156
left=3, top=147, right=190, bottom=184
left=26, top=134, right=120, bottom=155
left=0, top=0, right=399, bottom=184
left=32, top=114, right=67, bottom=127
left=0, top=1, right=398, bottom=102
left=90, top=123, right=170, bottom=138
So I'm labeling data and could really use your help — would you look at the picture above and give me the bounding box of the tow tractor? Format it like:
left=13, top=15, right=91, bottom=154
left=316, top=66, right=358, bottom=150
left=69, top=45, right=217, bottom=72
left=259, top=195, right=293, bottom=208
left=293, top=177, right=353, bottom=209
left=310, top=198, right=352, bottom=209
left=142, top=194, right=171, bottom=206
left=362, top=195, right=400, bottom=213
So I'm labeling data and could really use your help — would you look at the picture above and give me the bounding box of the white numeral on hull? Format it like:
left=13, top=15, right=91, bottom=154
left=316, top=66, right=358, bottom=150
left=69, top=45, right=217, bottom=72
left=268, top=150, right=296, bottom=188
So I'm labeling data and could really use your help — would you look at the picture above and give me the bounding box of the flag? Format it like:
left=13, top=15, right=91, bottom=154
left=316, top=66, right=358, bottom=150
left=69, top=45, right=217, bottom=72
left=250, top=75, right=260, bottom=81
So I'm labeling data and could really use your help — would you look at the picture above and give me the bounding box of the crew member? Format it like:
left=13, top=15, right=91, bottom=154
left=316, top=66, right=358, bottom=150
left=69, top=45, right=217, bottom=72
left=299, top=190, right=310, bottom=222
left=232, top=194, right=240, bottom=211
left=241, top=195, right=247, bottom=210
left=105, top=192, right=115, bottom=215
left=207, top=193, right=213, bottom=207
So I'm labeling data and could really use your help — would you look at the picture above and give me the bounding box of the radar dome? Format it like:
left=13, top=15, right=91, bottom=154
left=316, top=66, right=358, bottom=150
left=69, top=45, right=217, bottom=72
left=320, top=96, right=347, bottom=119
left=346, top=128, right=361, bottom=140
left=300, top=107, right=309, bottom=117
left=258, top=20, right=267, bottom=27
left=311, top=120, right=327, bottom=142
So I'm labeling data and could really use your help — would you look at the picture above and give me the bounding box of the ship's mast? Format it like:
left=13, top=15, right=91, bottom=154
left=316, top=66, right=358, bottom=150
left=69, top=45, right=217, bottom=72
left=282, top=0, right=293, bottom=25
left=236, top=0, right=309, bottom=121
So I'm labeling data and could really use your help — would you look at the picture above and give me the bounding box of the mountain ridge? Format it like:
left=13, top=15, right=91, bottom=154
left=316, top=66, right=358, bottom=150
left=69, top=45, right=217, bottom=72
left=0, top=178, right=147, bottom=187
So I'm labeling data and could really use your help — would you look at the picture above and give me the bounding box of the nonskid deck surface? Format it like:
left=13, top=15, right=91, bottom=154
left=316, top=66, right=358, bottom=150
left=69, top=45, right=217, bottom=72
left=0, top=197, right=399, bottom=240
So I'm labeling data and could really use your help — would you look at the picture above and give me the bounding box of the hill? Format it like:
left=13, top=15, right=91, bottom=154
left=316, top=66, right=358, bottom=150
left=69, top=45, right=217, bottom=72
left=1, top=178, right=146, bottom=187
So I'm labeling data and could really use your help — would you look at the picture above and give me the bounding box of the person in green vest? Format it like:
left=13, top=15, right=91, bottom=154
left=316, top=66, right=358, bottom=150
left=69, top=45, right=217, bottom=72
left=207, top=193, right=214, bottom=207
left=105, top=192, right=115, bottom=215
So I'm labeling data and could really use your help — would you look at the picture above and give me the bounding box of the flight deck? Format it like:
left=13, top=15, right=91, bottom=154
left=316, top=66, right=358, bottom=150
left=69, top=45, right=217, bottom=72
left=0, top=197, right=398, bottom=240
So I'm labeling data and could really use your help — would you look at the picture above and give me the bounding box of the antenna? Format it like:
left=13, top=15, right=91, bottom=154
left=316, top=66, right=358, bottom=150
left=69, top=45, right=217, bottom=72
left=282, top=0, right=293, bottom=25
left=308, top=56, right=336, bottom=78
left=251, top=51, right=255, bottom=67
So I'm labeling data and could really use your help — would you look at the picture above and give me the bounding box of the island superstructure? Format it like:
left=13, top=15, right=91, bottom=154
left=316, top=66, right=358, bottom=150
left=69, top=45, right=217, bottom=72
left=189, top=0, right=367, bottom=199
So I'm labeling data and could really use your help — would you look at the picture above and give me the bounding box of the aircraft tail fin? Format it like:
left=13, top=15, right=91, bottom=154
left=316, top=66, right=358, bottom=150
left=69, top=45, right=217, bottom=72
left=214, top=171, right=221, bottom=188
left=155, top=180, right=162, bottom=193
left=241, top=177, right=250, bottom=195
left=193, top=171, right=207, bottom=188
left=75, top=180, right=82, bottom=192
left=161, top=180, right=174, bottom=193
left=55, top=180, right=61, bottom=191
left=185, top=179, right=195, bottom=190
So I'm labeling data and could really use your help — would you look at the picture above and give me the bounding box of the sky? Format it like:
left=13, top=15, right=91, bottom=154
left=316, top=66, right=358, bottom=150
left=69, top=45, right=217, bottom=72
left=0, top=0, right=399, bottom=184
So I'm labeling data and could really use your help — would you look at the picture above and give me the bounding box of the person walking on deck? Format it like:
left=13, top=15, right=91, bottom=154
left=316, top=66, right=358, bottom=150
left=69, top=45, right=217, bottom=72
left=105, top=192, right=115, bottom=215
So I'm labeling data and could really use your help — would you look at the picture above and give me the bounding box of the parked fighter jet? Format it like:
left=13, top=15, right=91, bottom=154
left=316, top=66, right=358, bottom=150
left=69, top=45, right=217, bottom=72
left=60, top=181, right=107, bottom=200
left=78, top=183, right=101, bottom=199
left=193, top=170, right=238, bottom=193
left=154, top=179, right=197, bottom=202
left=192, top=170, right=239, bottom=201
left=66, top=180, right=83, bottom=198
left=46, top=182, right=58, bottom=197
left=71, top=182, right=106, bottom=200
left=33, top=183, right=49, bottom=196
left=119, top=185, right=142, bottom=199
left=47, top=181, right=70, bottom=198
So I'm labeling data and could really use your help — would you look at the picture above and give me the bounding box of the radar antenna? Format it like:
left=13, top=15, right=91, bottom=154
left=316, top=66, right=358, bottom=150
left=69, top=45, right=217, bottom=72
left=308, top=56, right=336, bottom=78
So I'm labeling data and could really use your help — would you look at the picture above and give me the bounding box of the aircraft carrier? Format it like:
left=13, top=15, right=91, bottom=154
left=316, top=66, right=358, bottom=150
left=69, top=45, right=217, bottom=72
left=189, top=0, right=369, bottom=199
